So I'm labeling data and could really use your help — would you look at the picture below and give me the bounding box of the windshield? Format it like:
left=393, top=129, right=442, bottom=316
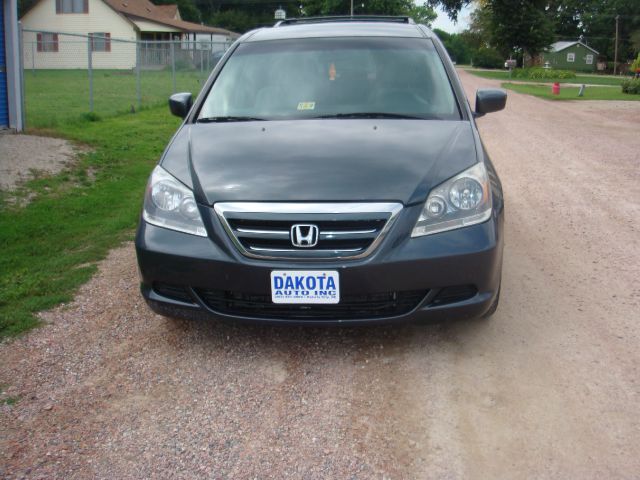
left=198, top=37, right=460, bottom=121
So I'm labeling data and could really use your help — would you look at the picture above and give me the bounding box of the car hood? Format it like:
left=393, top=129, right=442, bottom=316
left=161, top=119, right=478, bottom=206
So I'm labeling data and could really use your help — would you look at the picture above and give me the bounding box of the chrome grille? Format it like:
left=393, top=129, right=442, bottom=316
left=214, top=203, right=403, bottom=260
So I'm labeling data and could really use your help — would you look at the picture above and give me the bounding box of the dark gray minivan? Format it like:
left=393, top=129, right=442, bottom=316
left=135, top=16, right=506, bottom=325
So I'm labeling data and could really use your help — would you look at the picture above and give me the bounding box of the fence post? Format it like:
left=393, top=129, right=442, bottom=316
left=18, top=22, right=27, bottom=129
left=170, top=40, right=176, bottom=93
left=87, top=36, right=93, bottom=112
left=31, top=40, right=35, bottom=75
left=136, top=41, right=141, bottom=110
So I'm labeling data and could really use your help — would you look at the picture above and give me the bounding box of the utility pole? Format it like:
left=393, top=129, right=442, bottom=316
left=613, top=14, right=620, bottom=75
left=350, top=0, right=354, bottom=16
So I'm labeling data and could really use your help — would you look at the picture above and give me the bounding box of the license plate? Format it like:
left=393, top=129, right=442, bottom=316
left=271, top=270, right=340, bottom=304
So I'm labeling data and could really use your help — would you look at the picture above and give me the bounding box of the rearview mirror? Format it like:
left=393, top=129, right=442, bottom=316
left=475, top=89, right=507, bottom=117
left=169, top=93, right=193, bottom=119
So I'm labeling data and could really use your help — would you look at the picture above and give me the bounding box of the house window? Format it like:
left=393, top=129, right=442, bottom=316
left=37, top=33, right=59, bottom=52
left=567, top=52, right=575, bottom=63
left=56, top=0, right=88, bottom=14
left=586, top=54, right=594, bottom=65
left=90, top=33, right=111, bottom=52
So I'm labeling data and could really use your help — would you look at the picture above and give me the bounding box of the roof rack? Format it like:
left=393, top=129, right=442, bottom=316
left=274, top=16, right=415, bottom=27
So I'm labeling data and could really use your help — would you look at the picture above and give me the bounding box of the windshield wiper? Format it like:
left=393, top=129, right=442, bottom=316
left=197, top=116, right=265, bottom=123
left=312, top=112, right=430, bottom=120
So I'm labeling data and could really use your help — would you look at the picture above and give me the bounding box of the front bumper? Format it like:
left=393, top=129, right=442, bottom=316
left=135, top=204, right=504, bottom=326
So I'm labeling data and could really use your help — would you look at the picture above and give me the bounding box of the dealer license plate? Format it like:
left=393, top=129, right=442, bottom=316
left=271, top=270, right=340, bottom=304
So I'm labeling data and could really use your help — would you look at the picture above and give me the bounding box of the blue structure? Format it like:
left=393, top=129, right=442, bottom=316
left=1, top=0, right=23, bottom=131
left=1, top=0, right=7, bottom=127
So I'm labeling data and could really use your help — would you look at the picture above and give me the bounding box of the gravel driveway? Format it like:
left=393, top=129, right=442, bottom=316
left=0, top=134, right=79, bottom=191
left=1, top=70, right=639, bottom=479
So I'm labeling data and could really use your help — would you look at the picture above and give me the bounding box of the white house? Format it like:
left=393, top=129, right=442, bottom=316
left=20, top=0, right=239, bottom=69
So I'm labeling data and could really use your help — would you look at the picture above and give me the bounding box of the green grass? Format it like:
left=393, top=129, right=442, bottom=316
left=466, top=68, right=627, bottom=86
left=502, top=82, right=640, bottom=101
left=24, top=69, right=207, bottom=128
left=0, top=108, right=181, bottom=338
left=1, top=395, right=20, bottom=406
left=0, top=383, right=20, bottom=405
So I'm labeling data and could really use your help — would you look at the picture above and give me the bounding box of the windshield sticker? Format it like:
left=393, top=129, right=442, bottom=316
left=329, top=63, right=336, bottom=81
left=297, top=102, right=316, bottom=111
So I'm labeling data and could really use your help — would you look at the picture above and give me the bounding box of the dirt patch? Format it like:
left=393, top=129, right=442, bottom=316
left=0, top=133, right=81, bottom=191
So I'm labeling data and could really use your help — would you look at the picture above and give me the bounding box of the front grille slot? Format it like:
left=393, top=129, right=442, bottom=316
left=196, top=289, right=428, bottom=320
left=214, top=203, right=402, bottom=260
left=153, top=282, right=194, bottom=303
left=227, top=217, right=384, bottom=254
left=429, top=285, right=478, bottom=306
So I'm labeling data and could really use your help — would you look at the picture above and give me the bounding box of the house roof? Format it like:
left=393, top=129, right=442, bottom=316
left=156, top=4, right=179, bottom=20
left=103, top=0, right=239, bottom=36
left=549, top=41, right=599, bottom=55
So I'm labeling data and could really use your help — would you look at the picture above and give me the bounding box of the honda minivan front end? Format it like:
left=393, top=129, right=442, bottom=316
left=135, top=17, right=506, bottom=325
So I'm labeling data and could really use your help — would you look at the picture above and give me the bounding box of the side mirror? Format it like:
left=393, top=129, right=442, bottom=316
left=475, top=89, right=507, bottom=117
left=169, top=92, right=193, bottom=119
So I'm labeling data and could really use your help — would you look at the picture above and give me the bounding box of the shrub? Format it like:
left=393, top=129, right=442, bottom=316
left=514, top=67, right=576, bottom=80
left=80, top=112, right=101, bottom=122
left=472, top=48, right=504, bottom=69
left=621, top=78, right=640, bottom=95
left=630, top=54, right=640, bottom=74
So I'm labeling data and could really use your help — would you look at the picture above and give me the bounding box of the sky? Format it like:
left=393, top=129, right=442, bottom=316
left=430, top=4, right=475, bottom=33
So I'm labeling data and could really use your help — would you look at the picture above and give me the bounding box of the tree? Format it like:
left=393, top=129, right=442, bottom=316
left=433, top=28, right=473, bottom=63
left=299, top=0, right=435, bottom=23
left=455, top=1, right=552, bottom=66
left=427, top=0, right=472, bottom=21
left=547, top=0, right=640, bottom=62
left=409, top=3, right=438, bottom=25
left=486, top=0, right=555, bottom=60
left=205, top=1, right=302, bottom=33
left=209, top=9, right=257, bottom=33
left=465, top=3, right=493, bottom=49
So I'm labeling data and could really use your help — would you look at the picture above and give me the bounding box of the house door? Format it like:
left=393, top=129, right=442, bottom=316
left=0, top=0, right=9, bottom=128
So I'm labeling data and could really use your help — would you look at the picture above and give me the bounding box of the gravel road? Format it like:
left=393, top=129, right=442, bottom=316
left=1, top=70, right=639, bottom=479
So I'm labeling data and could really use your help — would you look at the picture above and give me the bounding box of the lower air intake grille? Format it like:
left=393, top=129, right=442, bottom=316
left=429, top=285, right=478, bottom=306
left=196, top=289, right=428, bottom=320
left=153, top=282, right=193, bottom=303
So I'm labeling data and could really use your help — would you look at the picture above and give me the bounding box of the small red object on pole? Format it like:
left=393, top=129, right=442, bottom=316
left=552, top=82, right=560, bottom=95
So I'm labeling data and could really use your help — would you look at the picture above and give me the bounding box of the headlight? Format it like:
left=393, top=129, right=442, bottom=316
left=412, top=162, right=492, bottom=237
left=142, top=166, right=207, bottom=237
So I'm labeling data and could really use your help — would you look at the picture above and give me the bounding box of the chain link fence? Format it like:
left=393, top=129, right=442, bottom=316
left=21, top=29, right=231, bottom=128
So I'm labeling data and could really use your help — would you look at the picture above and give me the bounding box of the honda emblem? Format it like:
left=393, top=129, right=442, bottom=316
left=290, top=224, right=319, bottom=248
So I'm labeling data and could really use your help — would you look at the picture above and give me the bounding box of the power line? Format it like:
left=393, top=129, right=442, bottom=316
left=553, top=35, right=614, bottom=40
left=614, top=14, right=620, bottom=74
left=575, top=14, right=640, bottom=19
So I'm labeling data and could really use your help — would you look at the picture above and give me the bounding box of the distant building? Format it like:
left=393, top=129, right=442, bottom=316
left=541, top=41, right=599, bottom=72
left=20, top=0, right=239, bottom=69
